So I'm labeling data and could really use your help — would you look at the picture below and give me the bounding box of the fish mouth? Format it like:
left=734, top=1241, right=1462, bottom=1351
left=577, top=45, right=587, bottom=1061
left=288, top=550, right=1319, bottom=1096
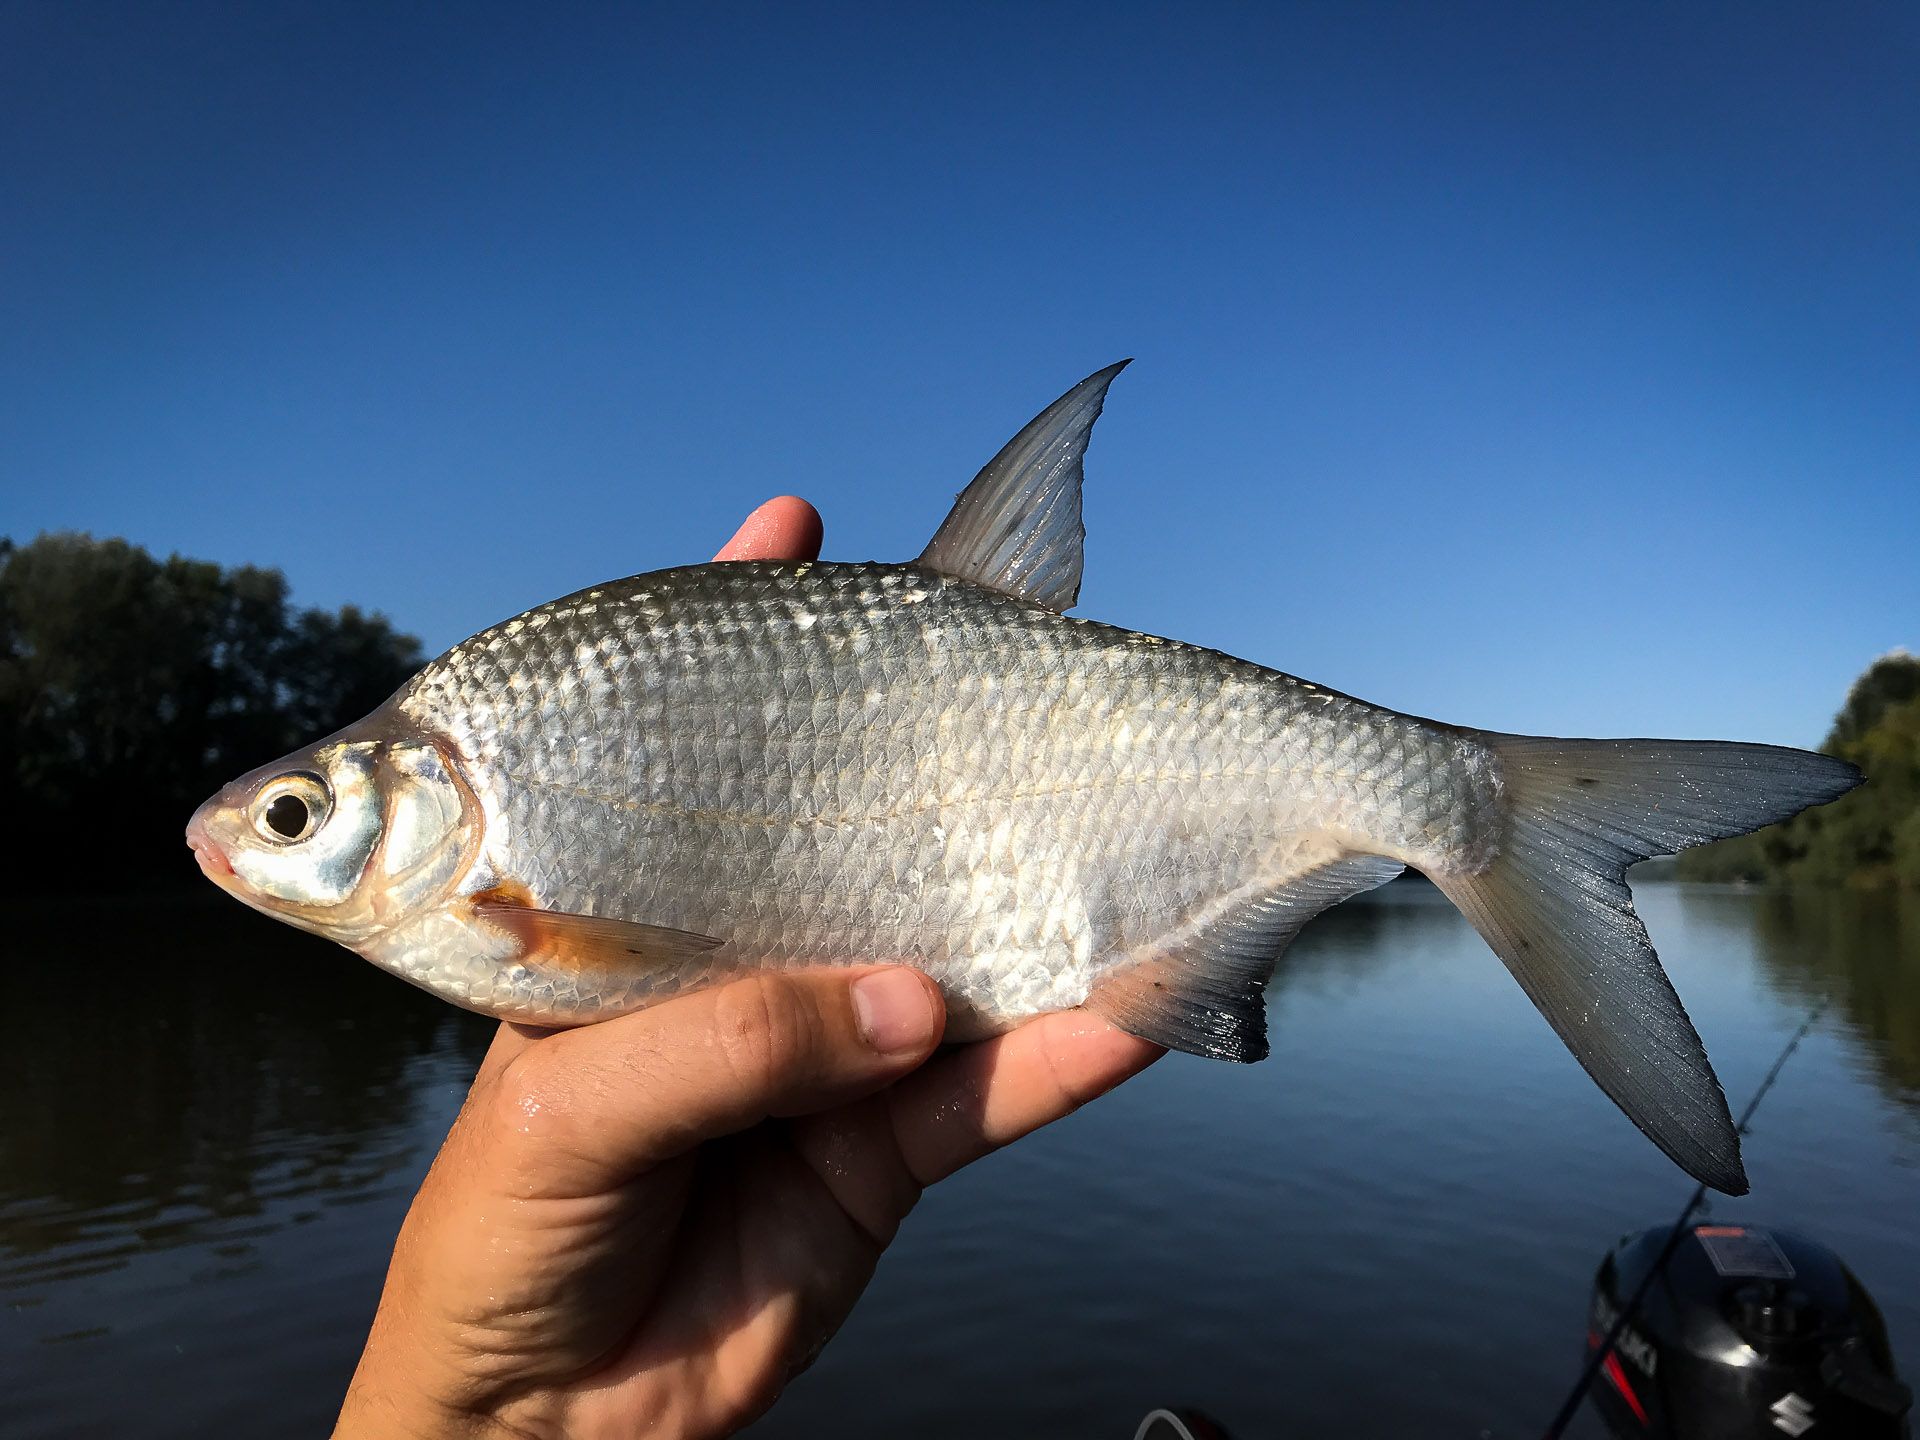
left=185, top=810, right=233, bottom=880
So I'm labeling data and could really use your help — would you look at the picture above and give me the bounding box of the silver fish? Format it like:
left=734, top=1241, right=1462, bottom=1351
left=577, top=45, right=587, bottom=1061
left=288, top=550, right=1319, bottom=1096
left=188, top=363, right=1858, bottom=1193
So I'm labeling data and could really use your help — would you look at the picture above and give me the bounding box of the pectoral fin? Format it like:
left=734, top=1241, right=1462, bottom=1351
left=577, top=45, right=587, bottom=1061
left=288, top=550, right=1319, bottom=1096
left=917, top=360, right=1129, bottom=613
left=473, top=898, right=723, bottom=972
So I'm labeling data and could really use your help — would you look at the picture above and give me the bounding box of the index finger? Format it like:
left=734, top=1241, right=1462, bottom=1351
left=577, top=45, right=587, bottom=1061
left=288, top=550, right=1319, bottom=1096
left=884, top=1011, right=1163, bottom=1186
left=487, top=968, right=944, bottom=1197
left=713, top=495, right=823, bottom=562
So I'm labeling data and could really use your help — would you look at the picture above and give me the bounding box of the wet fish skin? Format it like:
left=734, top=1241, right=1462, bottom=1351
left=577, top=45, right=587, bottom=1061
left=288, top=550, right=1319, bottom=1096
left=188, top=362, right=1862, bottom=1194
left=382, top=559, right=1480, bottom=1034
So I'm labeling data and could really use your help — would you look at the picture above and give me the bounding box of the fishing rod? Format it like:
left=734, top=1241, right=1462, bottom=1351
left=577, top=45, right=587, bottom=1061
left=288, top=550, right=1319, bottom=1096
left=1537, top=1000, right=1830, bottom=1440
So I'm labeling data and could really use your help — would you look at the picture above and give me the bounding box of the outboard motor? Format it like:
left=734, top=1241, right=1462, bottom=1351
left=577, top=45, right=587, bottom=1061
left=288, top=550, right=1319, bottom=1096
left=1588, top=1223, right=1910, bottom=1438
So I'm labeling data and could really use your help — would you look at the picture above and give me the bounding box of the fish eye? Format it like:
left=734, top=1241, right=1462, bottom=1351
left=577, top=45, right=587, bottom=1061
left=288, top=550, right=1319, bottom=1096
left=250, top=773, right=331, bottom=845
left=264, top=794, right=309, bottom=838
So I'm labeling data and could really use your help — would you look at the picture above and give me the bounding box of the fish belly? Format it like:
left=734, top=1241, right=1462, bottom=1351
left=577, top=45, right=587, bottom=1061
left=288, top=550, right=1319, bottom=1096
left=397, top=561, right=1495, bottom=1030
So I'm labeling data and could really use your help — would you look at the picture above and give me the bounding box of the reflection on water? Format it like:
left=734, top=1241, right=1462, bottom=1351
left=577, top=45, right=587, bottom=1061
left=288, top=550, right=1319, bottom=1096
left=1, top=886, right=1915, bottom=1440
left=5, top=904, right=490, bottom=1282
left=1746, top=887, right=1920, bottom=1106
left=1, top=900, right=492, bottom=1439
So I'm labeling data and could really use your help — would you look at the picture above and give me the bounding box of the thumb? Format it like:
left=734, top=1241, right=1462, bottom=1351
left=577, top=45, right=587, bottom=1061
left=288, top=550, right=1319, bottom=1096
left=489, top=967, right=945, bottom=1196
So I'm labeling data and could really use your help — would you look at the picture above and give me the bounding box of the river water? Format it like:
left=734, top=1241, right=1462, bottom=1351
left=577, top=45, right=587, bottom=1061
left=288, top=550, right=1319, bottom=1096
left=3, top=882, right=1915, bottom=1438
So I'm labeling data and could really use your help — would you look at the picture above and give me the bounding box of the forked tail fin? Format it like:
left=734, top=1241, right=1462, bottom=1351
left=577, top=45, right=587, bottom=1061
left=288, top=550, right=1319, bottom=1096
left=1428, top=735, right=1860, bottom=1194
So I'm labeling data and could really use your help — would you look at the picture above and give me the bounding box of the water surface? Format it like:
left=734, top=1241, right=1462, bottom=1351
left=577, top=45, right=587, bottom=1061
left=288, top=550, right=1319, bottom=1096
left=3, top=884, right=1915, bottom=1438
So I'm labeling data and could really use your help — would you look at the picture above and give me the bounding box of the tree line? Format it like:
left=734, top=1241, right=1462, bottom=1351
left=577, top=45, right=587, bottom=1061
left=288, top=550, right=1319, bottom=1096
left=1676, top=650, right=1920, bottom=888
left=0, top=533, right=422, bottom=892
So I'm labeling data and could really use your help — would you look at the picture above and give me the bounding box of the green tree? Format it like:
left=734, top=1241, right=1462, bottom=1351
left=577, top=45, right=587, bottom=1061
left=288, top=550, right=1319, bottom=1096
left=0, top=533, right=422, bottom=892
left=1830, top=652, right=1920, bottom=748
left=1678, top=651, right=1920, bottom=889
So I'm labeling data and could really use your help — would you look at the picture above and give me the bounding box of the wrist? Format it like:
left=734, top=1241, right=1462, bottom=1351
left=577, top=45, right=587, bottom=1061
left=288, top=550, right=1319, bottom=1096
left=333, top=1382, right=467, bottom=1440
left=334, top=1343, right=526, bottom=1440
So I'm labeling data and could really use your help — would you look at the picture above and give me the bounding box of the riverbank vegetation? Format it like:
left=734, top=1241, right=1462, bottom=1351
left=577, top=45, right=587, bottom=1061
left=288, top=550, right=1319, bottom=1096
left=1677, top=651, right=1920, bottom=889
left=0, top=533, right=420, bottom=892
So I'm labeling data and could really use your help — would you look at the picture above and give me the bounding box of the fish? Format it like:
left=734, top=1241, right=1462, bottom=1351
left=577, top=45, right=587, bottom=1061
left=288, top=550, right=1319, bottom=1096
left=187, top=362, right=1860, bottom=1194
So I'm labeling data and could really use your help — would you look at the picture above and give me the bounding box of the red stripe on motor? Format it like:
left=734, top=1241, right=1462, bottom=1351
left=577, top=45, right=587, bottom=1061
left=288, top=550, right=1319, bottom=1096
left=1601, top=1350, right=1651, bottom=1427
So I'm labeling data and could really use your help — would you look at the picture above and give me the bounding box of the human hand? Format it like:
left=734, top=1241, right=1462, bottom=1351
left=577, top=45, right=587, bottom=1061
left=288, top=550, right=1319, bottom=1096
left=334, top=497, right=1164, bottom=1440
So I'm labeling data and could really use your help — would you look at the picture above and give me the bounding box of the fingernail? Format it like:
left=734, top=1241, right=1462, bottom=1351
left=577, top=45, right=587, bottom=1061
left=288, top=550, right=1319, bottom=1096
left=852, top=970, right=937, bottom=1055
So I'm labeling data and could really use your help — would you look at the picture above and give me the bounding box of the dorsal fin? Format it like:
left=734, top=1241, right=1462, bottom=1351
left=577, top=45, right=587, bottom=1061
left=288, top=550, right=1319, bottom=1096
left=917, top=360, right=1129, bottom=612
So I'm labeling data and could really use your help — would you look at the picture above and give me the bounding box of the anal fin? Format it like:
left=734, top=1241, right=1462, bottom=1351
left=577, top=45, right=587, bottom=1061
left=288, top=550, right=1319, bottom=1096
left=1086, top=854, right=1403, bottom=1062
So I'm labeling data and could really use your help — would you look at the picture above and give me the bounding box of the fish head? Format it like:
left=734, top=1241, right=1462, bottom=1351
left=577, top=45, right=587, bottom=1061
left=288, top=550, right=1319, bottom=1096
left=187, top=714, right=479, bottom=946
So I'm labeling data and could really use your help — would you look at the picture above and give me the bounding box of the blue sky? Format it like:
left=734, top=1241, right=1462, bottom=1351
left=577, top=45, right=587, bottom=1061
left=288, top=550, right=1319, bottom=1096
left=4, top=3, right=1915, bottom=746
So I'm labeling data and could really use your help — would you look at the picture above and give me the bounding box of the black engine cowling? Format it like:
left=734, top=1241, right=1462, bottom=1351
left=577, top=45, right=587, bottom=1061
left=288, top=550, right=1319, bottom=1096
left=1588, top=1223, right=1910, bottom=1438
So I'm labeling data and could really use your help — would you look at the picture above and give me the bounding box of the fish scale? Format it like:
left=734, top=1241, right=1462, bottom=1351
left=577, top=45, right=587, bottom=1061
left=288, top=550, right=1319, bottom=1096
left=397, top=560, right=1451, bottom=1035
left=190, top=362, right=1860, bottom=1190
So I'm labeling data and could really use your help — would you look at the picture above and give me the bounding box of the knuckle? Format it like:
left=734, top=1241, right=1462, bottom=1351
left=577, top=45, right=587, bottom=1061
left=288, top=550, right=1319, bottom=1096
left=489, top=1050, right=557, bottom=1128
left=1038, top=1038, right=1097, bottom=1115
left=475, top=1050, right=621, bottom=1196
left=478, top=1059, right=559, bottom=1154
left=478, top=1049, right=588, bottom=1155
left=712, top=974, right=819, bottom=1093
